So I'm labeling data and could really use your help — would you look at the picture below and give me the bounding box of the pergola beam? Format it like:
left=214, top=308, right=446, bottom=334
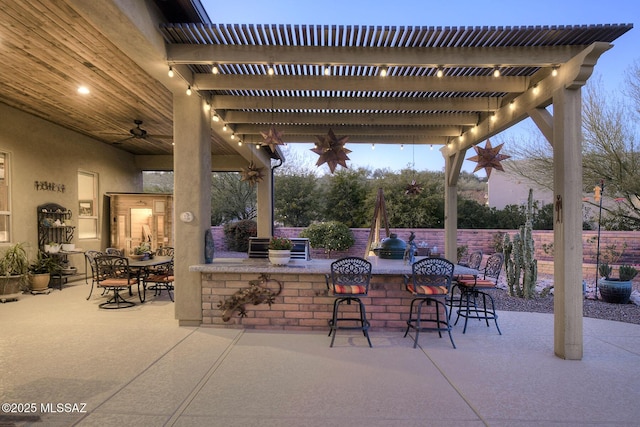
left=224, top=111, right=478, bottom=126
left=233, top=123, right=461, bottom=137
left=168, top=44, right=584, bottom=67
left=241, top=134, right=450, bottom=145
left=212, top=95, right=502, bottom=112
left=194, top=74, right=528, bottom=92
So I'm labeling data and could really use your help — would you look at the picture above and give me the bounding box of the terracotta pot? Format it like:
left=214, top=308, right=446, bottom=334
left=30, top=273, right=50, bottom=291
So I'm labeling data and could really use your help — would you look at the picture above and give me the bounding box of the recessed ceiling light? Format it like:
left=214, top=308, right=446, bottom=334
left=77, top=86, right=90, bottom=95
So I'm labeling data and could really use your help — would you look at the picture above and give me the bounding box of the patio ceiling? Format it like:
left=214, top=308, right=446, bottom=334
left=0, top=0, right=632, bottom=165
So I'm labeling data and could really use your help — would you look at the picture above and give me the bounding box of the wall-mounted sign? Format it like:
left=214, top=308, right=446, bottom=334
left=34, top=181, right=65, bottom=192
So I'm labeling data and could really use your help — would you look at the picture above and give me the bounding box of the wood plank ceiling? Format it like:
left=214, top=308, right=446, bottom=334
left=0, top=0, right=632, bottom=163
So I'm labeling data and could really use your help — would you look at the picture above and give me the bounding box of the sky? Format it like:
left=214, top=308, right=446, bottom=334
left=200, top=0, right=639, bottom=175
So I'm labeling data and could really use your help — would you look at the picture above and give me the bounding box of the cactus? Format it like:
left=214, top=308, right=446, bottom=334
left=504, top=189, right=538, bottom=298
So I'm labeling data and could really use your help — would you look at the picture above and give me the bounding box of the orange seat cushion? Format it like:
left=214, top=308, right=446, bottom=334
left=333, top=284, right=367, bottom=295
left=146, top=274, right=174, bottom=283
left=457, top=279, right=497, bottom=288
left=98, top=278, right=137, bottom=287
left=455, top=274, right=476, bottom=281
left=406, top=284, right=448, bottom=295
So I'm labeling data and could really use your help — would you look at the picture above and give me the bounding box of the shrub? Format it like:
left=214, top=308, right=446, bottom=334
left=223, top=219, right=257, bottom=252
left=300, top=221, right=355, bottom=255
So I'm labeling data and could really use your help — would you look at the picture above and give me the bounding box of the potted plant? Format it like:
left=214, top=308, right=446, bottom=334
left=131, top=242, right=152, bottom=260
left=28, top=251, right=61, bottom=292
left=599, top=263, right=637, bottom=304
left=268, top=236, right=293, bottom=265
left=0, top=243, right=30, bottom=300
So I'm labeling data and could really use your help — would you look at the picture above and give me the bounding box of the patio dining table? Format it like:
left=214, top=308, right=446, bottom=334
left=127, top=256, right=173, bottom=302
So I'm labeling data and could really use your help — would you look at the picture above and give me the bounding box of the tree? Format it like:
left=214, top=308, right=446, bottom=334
left=323, top=168, right=372, bottom=227
left=211, top=172, right=256, bottom=225
left=143, top=171, right=174, bottom=193
left=503, top=70, right=640, bottom=230
left=274, top=172, right=322, bottom=226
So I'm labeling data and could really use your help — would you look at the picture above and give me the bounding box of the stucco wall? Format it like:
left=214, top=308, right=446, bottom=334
left=0, top=103, right=142, bottom=255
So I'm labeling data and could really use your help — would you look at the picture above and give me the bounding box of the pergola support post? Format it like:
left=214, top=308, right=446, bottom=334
left=552, top=87, right=584, bottom=360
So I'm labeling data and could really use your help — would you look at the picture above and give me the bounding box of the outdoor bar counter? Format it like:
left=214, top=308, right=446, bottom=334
left=191, top=257, right=476, bottom=330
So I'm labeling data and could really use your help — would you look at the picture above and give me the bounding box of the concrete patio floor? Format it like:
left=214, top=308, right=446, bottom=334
left=1, top=280, right=640, bottom=426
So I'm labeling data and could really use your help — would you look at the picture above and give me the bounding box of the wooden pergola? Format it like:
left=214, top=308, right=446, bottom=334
left=0, top=1, right=633, bottom=359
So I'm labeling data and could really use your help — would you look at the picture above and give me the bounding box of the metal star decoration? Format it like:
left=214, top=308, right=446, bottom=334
left=404, top=180, right=424, bottom=196
left=311, top=128, right=351, bottom=173
left=260, top=126, right=285, bottom=152
left=240, top=161, right=265, bottom=186
left=466, top=139, right=511, bottom=178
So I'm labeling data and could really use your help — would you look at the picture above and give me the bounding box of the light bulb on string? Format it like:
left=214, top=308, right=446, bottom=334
left=168, top=66, right=174, bottom=78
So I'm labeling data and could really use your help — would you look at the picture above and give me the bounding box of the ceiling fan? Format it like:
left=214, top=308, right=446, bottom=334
left=111, top=120, right=172, bottom=144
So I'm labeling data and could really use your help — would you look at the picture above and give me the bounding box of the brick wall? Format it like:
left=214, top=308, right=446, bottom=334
left=202, top=271, right=441, bottom=331
left=211, top=226, right=639, bottom=269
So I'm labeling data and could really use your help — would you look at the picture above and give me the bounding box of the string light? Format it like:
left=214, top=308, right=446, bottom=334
left=493, top=67, right=501, bottom=78
left=222, top=125, right=228, bottom=132
left=230, top=133, right=236, bottom=140
left=77, top=85, right=90, bottom=95
left=267, top=64, right=274, bottom=75
left=371, top=144, right=375, bottom=150
left=212, top=114, right=219, bottom=122
left=323, top=65, right=331, bottom=76
left=532, top=84, right=539, bottom=95
left=430, top=144, right=434, bottom=150
left=204, top=102, right=211, bottom=112
left=186, top=85, right=192, bottom=96
left=436, top=67, right=444, bottom=78
left=490, top=112, right=497, bottom=122
left=211, top=64, right=219, bottom=74
left=552, top=66, right=559, bottom=77
left=379, top=66, right=388, bottom=77
left=400, top=144, right=404, bottom=150
left=509, top=100, right=515, bottom=110
left=168, top=66, right=174, bottom=78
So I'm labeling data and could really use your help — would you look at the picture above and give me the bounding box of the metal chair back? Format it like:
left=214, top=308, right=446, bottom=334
left=411, top=257, right=455, bottom=293
left=155, top=247, right=174, bottom=257
left=328, top=257, right=372, bottom=292
left=95, top=255, right=135, bottom=282
left=481, top=252, right=504, bottom=281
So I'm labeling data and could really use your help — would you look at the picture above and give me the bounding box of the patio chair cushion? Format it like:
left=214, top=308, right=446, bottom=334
left=455, top=274, right=477, bottom=281
left=333, top=284, right=367, bottom=295
left=99, top=277, right=138, bottom=287
left=146, top=274, right=174, bottom=283
left=457, top=278, right=497, bottom=288
left=406, top=284, right=448, bottom=295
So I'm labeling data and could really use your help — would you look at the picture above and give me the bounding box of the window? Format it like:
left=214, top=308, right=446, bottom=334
left=77, top=171, right=98, bottom=239
left=0, top=153, right=10, bottom=242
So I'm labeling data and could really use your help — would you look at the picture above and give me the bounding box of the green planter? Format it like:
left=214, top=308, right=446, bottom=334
left=599, top=279, right=632, bottom=304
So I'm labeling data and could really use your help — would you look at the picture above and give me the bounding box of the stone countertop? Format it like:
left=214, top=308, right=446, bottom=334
left=190, top=257, right=478, bottom=276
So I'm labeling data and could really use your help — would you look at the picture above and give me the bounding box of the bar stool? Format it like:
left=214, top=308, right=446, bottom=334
left=404, top=257, right=456, bottom=348
left=325, top=257, right=372, bottom=347
left=454, top=252, right=504, bottom=334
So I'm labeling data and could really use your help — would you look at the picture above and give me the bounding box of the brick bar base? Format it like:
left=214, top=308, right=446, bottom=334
left=201, top=272, right=445, bottom=331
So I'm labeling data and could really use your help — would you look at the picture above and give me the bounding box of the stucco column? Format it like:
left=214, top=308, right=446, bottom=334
left=552, top=87, right=584, bottom=360
left=173, top=94, right=211, bottom=326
